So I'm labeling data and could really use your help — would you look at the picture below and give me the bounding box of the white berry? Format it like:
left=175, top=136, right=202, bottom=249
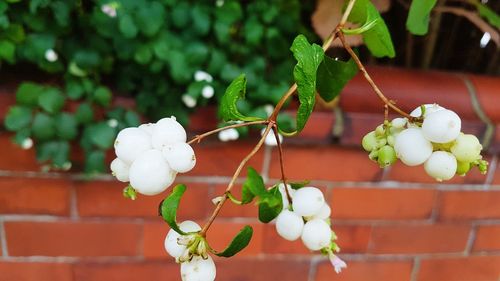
left=218, top=128, right=239, bottom=142
left=391, top=118, right=407, bottom=129
left=165, top=221, right=201, bottom=258
left=138, top=123, right=155, bottom=135
left=152, top=117, right=187, bottom=149
left=422, top=109, right=461, bottom=143
left=301, top=219, right=332, bottom=251
left=394, top=128, right=433, bottom=166
left=129, top=149, right=176, bottom=195
left=275, top=210, right=304, bottom=241
left=450, top=133, right=482, bottom=162
left=181, top=255, right=216, bottom=281
left=262, top=128, right=283, bottom=146
left=182, top=94, right=197, bottom=108
left=308, top=204, right=331, bottom=220
left=424, top=151, right=457, bottom=181
left=162, top=142, right=196, bottom=173
left=410, top=104, right=445, bottom=118
left=292, top=187, right=325, bottom=217
left=114, top=127, right=152, bottom=164
left=201, top=85, right=215, bottom=99
left=110, top=158, right=130, bottom=182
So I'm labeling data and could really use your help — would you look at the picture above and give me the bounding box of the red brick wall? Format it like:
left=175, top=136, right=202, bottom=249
left=0, top=131, right=499, bottom=281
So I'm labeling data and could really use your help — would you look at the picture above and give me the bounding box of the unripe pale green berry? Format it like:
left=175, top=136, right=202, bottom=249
left=180, top=255, right=216, bottom=281
left=387, top=135, right=396, bottom=146
left=368, top=150, right=378, bottom=161
left=362, top=131, right=377, bottom=152
left=292, top=187, right=325, bottom=217
left=301, top=219, right=332, bottom=251
left=165, top=221, right=201, bottom=258
left=375, top=124, right=385, bottom=137
left=391, top=118, right=407, bottom=129
left=394, top=128, right=433, bottom=166
left=456, top=160, right=471, bottom=176
left=275, top=210, right=304, bottom=241
left=424, top=151, right=457, bottom=181
left=450, top=134, right=482, bottom=162
left=377, top=145, right=397, bottom=167
left=422, top=109, right=461, bottom=143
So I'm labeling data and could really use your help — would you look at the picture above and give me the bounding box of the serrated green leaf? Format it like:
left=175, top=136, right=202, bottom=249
left=477, top=3, right=500, bottom=29
left=348, top=0, right=395, bottom=58
left=219, top=74, right=262, bottom=122
left=32, top=112, right=56, bottom=141
left=213, top=225, right=253, bottom=257
left=89, top=122, right=116, bottom=149
left=16, top=82, right=43, bottom=107
left=38, top=87, right=65, bottom=114
left=55, top=112, right=78, bottom=140
left=406, top=0, right=438, bottom=35
left=316, top=55, right=358, bottom=102
left=258, top=186, right=283, bottom=223
left=290, top=35, right=324, bottom=133
left=4, top=106, right=32, bottom=131
left=93, top=86, right=112, bottom=107
left=160, top=184, right=188, bottom=235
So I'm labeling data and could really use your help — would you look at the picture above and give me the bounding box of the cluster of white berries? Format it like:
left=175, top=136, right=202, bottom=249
left=111, top=117, right=196, bottom=196
left=182, top=71, right=215, bottom=108
left=164, top=221, right=216, bottom=281
left=275, top=184, right=346, bottom=273
left=362, top=104, right=488, bottom=181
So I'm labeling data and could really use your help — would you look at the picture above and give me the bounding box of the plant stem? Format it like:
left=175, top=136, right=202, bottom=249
left=199, top=123, right=273, bottom=236
left=272, top=124, right=292, bottom=205
left=187, top=120, right=269, bottom=145
left=337, top=32, right=415, bottom=121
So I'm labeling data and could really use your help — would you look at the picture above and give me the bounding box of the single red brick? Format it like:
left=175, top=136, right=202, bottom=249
left=261, top=223, right=310, bottom=255
left=76, top=180, right=210, bottom=219
left=0, top=262, right=73, bottom=281
left=438, top=190, right=500, bottom=220
left=473, top=225, right=500, bottom=252
left=5, top=221, right=142, bottom=257
left=315, top=260, right=413, bottom=281
left=269, top=146, right=381, bottom=182
left=331, top=187, right=435, bottom=220
left=417, top=256, right=500, bottom=281
left=74, top=261, right=178, bottom=281
left=215, top=258, right=310, bottom=281
left=0, top=133, right=39, bottom=171
left=295, top=111, right=335, bottom=141
left=339, top=112, right=383, bottom=146
left=0, top=92, right=16, bottom=124
left=471, top=74, right=500, bottom=123
left=0, top=177, right=71, bottom=215
left=206, top=221, right=263, bottom=257
left=189, top=142, right=265, bottom=177
left=369, top=224, right=470, bottom=254
left=334, top=225, right=372, bottom=253
left=143, top=222, right=171, bottom=258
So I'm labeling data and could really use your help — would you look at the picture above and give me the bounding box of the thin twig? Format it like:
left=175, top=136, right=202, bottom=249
left=187, top=120, right=269, bottom=145
left=272, top=124, right=292, bottom=205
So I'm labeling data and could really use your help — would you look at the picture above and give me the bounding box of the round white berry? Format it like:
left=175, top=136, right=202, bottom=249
left=194, top=70, right=213, bottom=83
left=201, top=85, right=215, bottom=99
left=165, top=221, right=201, bottom=258
left=450, top=133, right=482, bottom=162
left=181, top=255, right=216, bottom=281
left=391, top=118, right=407, bottom=129
left=21, top=138, right=33, bottom=150
left=114, top=127, right=152, bottom=164
left=218, top=128, right=239, bottom=142
left=410, top=104, right=445, bottom=118
left=162, top=142, right=196, bottom=173
left=308, top=203, right=331, bottom=220
left=152, top=117, right=187, bottom=149
left=138, top=123, right=155, bottom=135
left=394, top=128, right=433, bottom=166
left=278, top=183, right=295, bottom=210
left=129, top=149, right=176, bottom=195
left=44, top=49, right=58, bottom=62
left=262, top=128, right=283, bottom=147
left=424, top=151, right=457, bottom=181
left=110, top=158, right=130, bottom=182
left=422, top=109, right=461, bottom=143
left=275, top=210, right=304, bottom=241
left=301, top=219, right=332, bottom=251
left=182, top=94, right=197, bottom=108
left=292, top=187, right=325, bottom=217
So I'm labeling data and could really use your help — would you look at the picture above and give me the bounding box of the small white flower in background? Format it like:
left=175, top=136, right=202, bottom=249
left=182, top=94, right=197, bottom=108
left=264, top=104, right=274, bottom=117
left=194, top=70, right=213, bottom=82
left=62, top=162, right=72, bottom=171
left=329, top=253, right=347, bottom=274
left=261, top=128, right=283, bottom=147
left=107, top=118, right=119, bottom=128
left=21, top=138, right=33, bottom=150
left=218, top=128, right=239, bottom=142
left=101, top=3, right=117, bottom=17
left=44, top=49, right=58, bottom=62
left=216, top=0, right=225, bottom=7
left=201, top=85, right=215, bottom=99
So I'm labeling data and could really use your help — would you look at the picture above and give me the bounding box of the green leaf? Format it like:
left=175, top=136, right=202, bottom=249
left=36, top=140, right=70, bottom=167
left=244, top=167, right=267, bottom=198
left=4, top=24, right=26, bottom=44
left=89, top=122, right=116, bottom=149
left=258, top=186, right=283, bottom=223
left=406, top=0, right=438, bottom=35
left=171, top=2, right=190, bottom=28
left=38, top=87, right=65, bottom=114
left=213, top=225, right=253, bottom=257
left=32, top=112, right=56, bottom=141
left=124, top=110, right=141, bottom=127
left=4, top=106, right=32, bottom=131
left=84, top=149, right=105, bottom=173
left=16, top=82, right=43, bottom=107
left=160, top=184, right=188, bottom=235
left=348, top=0, right=395, bottom=58
left=119, top=14, right=138, bottom=39
left=219, top=74, right=262, bottom=122
left=93, top=86, right=112, bottom=107
left=66, top=79, right=85, bottom=100
left=75, top=103, right=94, bottom=124
left=316, top=55, right=358, bottom=102
left=55, top=113, right=78, bottom=140
left=135, top=1, right=165, bottom=37
left=288, top=180, right=310, bottom=190
left=476, top=3, right=500, bottom=29
left=0, top=40, right=15, bottom=63
left=290, top=35, right=324, bottom=133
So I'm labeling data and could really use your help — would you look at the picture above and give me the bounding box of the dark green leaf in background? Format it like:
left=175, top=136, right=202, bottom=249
left=32, top=112, right=56, bottom=141
left=476, top=3, right=500, bottom=29
left=88, top=122, right=116, bottom=149
left=316, top=55, right=358, bottom=102
left=406, top=0, right=438, bottom=35
left=55, top=112, right=78, bottom=140
left=4, top=106, right=32, bottom=131
left=38, top=87, right=65, bottom=114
